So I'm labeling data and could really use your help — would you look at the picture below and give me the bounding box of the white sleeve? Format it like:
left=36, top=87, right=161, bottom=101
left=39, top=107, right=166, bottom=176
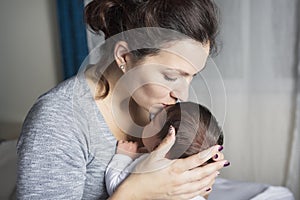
left=105, top=154, right=133, bottom=196
left=190, top=196, right=206, bottom=200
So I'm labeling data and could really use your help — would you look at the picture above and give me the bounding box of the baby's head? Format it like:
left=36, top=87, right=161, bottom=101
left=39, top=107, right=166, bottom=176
left=142, top=102, right=223, bottom=159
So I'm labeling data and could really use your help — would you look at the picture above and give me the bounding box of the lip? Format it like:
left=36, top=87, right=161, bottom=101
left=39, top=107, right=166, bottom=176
left=150, top=103, right=173, bottom=114
left=153, top=104, right=168, bottom=108
left=152, top=104, right=165, bottom=108
left=162, top=103, right=175, bottom=107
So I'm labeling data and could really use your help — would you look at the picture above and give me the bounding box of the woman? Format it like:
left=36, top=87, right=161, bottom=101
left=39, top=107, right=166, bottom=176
left=16, top=0, right=229, bottom=199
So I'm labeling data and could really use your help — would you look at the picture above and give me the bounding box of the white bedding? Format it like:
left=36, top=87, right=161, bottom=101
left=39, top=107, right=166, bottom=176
left=209, top=178, right=294, bottom=200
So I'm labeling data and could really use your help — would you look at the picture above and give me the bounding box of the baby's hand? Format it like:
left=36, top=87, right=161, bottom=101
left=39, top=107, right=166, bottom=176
left=117, top=140, right=139, bottom=159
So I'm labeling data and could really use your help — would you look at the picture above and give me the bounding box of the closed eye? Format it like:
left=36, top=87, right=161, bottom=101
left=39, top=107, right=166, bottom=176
left=164, top=75, right=177, bottom=82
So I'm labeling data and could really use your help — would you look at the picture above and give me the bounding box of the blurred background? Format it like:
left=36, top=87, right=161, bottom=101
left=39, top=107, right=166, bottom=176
left=0, top=0, right=299, bottom=199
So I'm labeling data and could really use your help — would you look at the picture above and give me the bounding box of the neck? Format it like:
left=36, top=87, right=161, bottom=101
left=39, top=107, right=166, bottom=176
left=103, top=63, right=151, bottom=126
left=129, top=97, right=150, bottom=126
left=85, top=64, right=150, bottom=142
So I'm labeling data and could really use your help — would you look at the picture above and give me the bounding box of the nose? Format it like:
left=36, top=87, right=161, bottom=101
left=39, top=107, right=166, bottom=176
left=168, top=77, right=191, bottom=102
left=170, top=84, right=189, bottom=102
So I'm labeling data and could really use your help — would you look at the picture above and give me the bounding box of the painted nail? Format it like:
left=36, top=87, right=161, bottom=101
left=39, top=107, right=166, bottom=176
left=218, top=145, right=223, bottom=151
left=213, top=154, right=218, bottom=159
left=224, top=161, right=230, bottom=167
left=206, top=188, right=211, bottom=192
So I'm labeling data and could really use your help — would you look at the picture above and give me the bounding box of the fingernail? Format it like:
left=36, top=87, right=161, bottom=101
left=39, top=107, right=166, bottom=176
left=218, top=145, right=223, bottom=151
left=206, top=188, right=211, bottom=192
left=213, top=154, right=218, bottom=159
left=216, top=171, right=220, bottom=176
left=224, top=161, right=230, bottom=167
left=168, top=125, right=175, bottom=136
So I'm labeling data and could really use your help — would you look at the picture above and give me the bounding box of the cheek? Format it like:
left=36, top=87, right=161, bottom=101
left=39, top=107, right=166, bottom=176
left=142, top=84, right=170, bottom=98
left=142, top=137, right=153, bottom=151
left=142, top=136, right=161, bottom=152
left=133, top=84, right=170, bottom=107
left=142, top=121, right=165, bottom=151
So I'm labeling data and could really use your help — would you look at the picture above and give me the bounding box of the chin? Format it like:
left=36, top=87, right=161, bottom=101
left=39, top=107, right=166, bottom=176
left=149, top=104, right=164, bottom=114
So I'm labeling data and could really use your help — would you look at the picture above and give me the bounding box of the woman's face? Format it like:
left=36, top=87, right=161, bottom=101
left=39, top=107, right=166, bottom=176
left=124, top=39, right=210, bottom=115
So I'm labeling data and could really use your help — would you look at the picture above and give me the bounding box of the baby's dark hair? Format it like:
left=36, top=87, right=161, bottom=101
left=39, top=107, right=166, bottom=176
left=156, top=102, right=223, bottom=159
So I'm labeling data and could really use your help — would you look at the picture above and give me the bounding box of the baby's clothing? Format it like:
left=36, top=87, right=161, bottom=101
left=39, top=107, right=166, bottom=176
left=105, top=153, right=205, bottom=200
left=105, top=154, right=148, bottom=196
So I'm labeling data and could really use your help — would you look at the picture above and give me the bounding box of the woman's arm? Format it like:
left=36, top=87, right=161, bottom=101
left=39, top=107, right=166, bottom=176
left=16, top=97, right=88, bottom=199
left=109, top=130, right=227, bottom=200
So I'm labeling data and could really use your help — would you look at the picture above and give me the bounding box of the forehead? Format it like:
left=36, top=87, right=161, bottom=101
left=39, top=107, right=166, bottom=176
left=141, top=39, right=209, bottom=75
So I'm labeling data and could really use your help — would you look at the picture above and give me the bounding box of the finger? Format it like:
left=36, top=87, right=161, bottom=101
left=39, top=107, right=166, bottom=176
left=152, top=125, right=176, bottom=159
left=173, top=171, right=217, bottom=195
left=180, top=161, right=225, bottom=184
left=179, top=186, right=213, bottom=200
left=117, top=140, right=124, bottom=145
left=133, top=141, right=139, bottom=147
left=212, top=152, right=224, bottom=161
left=175, top=145, right=223, bottom=172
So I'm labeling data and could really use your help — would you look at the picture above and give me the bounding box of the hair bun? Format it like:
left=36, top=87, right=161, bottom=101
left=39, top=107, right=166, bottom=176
left=132, top=0, right=148, bottom=3
left=85, top=0, right=127, bottom=38
left=85, top=0, right=219, bottom=53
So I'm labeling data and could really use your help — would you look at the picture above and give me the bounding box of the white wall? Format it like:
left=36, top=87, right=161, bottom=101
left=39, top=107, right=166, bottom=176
left=212, top=0, right=297, bottom=188
left=0, top=0, right=62, bottom=126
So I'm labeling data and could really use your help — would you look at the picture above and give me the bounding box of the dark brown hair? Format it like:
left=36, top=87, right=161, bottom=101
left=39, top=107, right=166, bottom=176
left=85, top=0, right=220, bottom=99
left=155, top=102, right=223, bottom=159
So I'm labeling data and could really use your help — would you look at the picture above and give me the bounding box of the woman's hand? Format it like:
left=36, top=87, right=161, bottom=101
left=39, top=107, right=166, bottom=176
left=110, top=127, right=228, bottom=200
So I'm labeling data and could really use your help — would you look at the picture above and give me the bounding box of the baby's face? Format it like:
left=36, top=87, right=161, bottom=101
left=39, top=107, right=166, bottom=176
left=142, top=109, right=168, bottom=152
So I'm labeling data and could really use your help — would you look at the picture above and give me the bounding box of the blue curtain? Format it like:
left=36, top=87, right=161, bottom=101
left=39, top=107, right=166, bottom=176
left=56, top=0, right=88, bottom=79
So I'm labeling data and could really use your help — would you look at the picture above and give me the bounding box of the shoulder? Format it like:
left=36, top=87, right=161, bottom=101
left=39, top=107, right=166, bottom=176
left=23, top=77, right=77, bottom=128
left=24, top=75, right=91, bottom=126
left=17, top=76, right=91, bottom=153
left=38, top=76, right=78, bottom=103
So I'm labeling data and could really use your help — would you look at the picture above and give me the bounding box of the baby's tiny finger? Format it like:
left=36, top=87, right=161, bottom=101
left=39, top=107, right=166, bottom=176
left=118, top=140, right=124, bottom=144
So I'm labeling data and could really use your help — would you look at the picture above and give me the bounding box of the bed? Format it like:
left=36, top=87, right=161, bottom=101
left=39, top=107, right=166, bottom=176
left=209, top=178, right=294, bottom=200
left=0, top=139, right=17, bottom=200
left=0, top=139, right=295, bottom=200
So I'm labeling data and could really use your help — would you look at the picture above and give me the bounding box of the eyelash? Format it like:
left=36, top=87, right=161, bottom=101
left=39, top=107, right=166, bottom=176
left=164, top=75, right=177, bottom=82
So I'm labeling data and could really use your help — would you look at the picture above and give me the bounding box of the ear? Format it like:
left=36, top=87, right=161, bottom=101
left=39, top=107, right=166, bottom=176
left=114, top=41, right=131, bottom=73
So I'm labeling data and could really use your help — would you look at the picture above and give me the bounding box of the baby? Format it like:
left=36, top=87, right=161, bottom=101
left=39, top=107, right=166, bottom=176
left=105, top=102, right=224, bottom=199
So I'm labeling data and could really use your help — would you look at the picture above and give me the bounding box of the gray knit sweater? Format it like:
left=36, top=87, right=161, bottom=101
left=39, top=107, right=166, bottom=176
left=16, top=73, right=117, bottom=199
